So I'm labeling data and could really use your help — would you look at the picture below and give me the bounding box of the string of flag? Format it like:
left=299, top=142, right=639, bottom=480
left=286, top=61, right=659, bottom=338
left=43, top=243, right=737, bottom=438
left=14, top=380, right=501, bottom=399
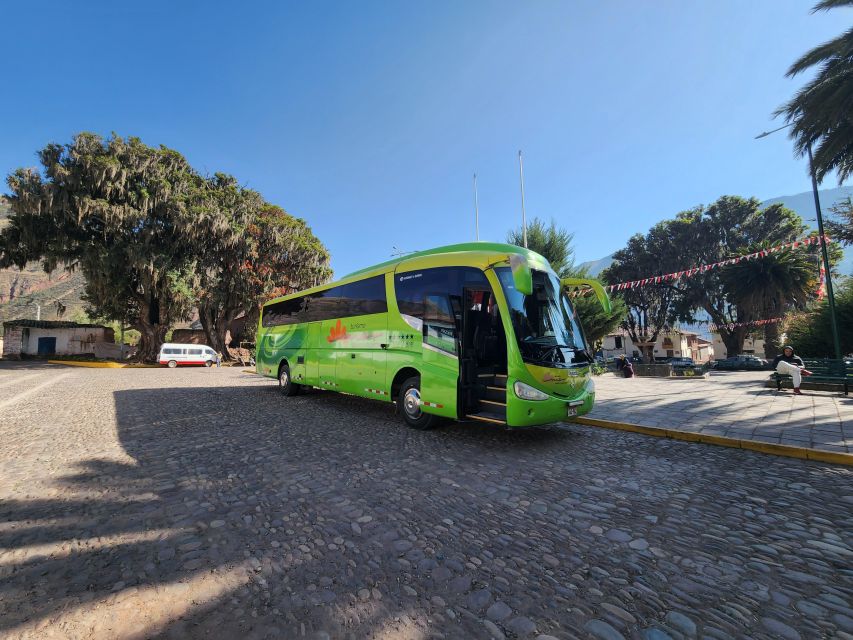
left=569, top=234, right=830, bottom=296
left=707, top=317, right=787, bottom=331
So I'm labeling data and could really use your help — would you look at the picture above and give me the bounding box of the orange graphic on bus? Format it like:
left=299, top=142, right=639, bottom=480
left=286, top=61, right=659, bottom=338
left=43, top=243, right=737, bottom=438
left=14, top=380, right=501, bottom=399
left=327, top=319, right=348, bottom=343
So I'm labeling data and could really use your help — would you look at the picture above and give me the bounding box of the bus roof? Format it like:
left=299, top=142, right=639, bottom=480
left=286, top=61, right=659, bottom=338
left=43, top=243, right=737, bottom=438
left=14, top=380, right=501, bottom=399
left=262, top=241, right=552, bottom=307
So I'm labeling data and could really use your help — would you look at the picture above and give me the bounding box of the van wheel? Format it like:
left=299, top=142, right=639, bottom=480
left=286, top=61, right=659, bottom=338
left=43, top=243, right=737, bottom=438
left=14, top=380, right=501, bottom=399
left=399, top=376, right=438, bottom=430
left=205, top=360, right=213, bottom=368
left=167, top=360, right=177, bottom=368
left=279, top=364, right=300, bottom=396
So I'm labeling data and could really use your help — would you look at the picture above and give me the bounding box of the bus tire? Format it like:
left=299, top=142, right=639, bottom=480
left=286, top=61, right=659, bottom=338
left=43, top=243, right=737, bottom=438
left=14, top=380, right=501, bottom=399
left=399, top=376, right=438, bottom=430
left=167, top=360, right=177, bottom=368
left=279, top=363, right=300, bottom=397
left=205, top=360, right=213, bottom=368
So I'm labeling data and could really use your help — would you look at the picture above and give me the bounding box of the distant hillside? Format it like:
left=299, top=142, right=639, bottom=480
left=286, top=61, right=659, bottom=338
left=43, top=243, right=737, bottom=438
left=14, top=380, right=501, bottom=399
left=0, top=196, right=88, bottom=324
left=578, top=253, right=615, bottom=277
left=760, top=185, right=853, bottom=219
left=581, top=186, right=853, bottom=278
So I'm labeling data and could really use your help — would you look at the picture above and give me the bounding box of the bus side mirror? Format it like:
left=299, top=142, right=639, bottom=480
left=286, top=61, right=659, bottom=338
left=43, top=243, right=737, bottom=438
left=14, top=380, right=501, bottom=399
left=509, top=254, right=533, bottom=296
left=561, top=277, right=612, bottom=314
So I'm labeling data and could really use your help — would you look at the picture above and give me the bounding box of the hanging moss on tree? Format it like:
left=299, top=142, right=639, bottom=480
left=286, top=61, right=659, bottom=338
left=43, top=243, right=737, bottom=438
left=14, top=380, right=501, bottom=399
left=0, top=133, right=331, bottom=362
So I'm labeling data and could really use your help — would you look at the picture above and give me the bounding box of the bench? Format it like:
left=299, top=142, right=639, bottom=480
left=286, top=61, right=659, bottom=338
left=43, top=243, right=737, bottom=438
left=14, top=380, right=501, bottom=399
left=770, top=358, right=850, bottom=395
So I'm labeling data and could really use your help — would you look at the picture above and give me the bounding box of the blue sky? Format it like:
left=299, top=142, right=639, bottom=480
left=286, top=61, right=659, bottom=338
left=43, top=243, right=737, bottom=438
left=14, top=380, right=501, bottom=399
left=0, top=1, right=847, bottom=276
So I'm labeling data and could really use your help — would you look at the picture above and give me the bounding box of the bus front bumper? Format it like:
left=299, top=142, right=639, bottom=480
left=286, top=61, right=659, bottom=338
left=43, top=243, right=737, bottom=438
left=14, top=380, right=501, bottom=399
left=505, top=379, right=595, bottom=427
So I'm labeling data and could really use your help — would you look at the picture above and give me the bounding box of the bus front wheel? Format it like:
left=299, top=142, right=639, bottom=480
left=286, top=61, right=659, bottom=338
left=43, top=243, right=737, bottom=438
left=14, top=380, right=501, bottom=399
left=167, top=360, right=177, bottom=369
left=279, top=363, right=301, bottom=397
left=399, top=376, right=438, bottom=430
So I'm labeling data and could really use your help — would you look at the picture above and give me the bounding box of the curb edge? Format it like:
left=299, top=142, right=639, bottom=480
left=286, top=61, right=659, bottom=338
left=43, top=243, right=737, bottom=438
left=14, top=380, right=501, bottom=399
left=575, top=416, right=852, bottom=466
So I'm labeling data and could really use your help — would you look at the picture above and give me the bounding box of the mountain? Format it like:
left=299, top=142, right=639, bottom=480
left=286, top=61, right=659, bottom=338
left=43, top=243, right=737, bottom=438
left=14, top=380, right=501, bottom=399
left=580, top=186, right=853, bottom=278
left=759, top=185, right=853, bottom=219
left=577, top=254, right=615, bottom=277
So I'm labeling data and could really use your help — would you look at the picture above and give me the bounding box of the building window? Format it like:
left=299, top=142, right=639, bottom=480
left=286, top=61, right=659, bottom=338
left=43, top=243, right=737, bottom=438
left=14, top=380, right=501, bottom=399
left=614, top=336, right=622, bottom=349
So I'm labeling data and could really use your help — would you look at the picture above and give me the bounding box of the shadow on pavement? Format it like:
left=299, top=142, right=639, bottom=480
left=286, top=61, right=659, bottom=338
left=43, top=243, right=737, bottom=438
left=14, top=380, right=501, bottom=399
left=0, top=383, right=577, bottom=639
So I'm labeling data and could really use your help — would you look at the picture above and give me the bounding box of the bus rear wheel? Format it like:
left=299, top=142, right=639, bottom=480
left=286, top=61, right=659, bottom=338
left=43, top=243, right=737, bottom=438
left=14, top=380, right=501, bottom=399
left=399, top=376, right=438, bottom=430
left=167, top=360, right=177, bottom=368
left=279, top=363, right=301, bottom=397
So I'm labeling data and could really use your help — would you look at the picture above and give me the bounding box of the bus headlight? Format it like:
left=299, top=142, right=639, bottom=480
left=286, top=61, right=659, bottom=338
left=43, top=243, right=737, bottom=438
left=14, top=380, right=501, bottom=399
left=514, top=381, right=549, bottom=401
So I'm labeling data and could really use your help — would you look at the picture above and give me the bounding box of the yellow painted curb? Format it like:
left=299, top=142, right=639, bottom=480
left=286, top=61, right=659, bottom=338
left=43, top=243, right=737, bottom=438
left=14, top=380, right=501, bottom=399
left=575, top=416, right=852, bottom=467
left=49, top=360, right=126, bottom=368
left=48, top=360, right=160, bottom=369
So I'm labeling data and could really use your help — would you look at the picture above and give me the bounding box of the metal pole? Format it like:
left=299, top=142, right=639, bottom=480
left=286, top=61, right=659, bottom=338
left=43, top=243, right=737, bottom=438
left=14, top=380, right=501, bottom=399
left=518, top=150, right=527, bottom=248
left=36, top=304, right=40, bottom=321
left=473, top=173, right=480, bottom=241
left=807, top=143, right=842, bottom=360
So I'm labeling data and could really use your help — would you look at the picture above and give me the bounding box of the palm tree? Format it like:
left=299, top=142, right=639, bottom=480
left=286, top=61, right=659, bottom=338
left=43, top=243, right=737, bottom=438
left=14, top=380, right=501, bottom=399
left=777, top=0, right=853, bottom=183
left=720, top=244, right=819, bottom=359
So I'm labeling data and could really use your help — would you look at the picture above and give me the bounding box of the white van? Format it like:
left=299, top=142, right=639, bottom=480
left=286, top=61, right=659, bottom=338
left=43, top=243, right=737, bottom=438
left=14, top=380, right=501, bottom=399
left=158, top=343, right=218, bottom=368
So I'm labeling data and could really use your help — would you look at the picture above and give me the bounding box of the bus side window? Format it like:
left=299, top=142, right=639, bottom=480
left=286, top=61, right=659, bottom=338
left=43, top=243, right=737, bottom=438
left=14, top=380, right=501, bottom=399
left=337, top=276, right=387, bottom=317
left=423, top=293, right=457, bottom=354
left=263, top=296, right=303, bottom=327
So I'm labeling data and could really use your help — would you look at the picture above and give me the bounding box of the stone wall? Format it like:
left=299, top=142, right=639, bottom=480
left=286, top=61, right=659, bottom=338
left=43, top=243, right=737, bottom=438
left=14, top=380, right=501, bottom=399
left=2, top=325, right=23, bottom=359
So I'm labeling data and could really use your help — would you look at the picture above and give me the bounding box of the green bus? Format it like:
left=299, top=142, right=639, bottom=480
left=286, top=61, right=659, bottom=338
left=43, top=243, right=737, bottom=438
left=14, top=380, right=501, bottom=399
left=256, top=242, right=610, bottom=429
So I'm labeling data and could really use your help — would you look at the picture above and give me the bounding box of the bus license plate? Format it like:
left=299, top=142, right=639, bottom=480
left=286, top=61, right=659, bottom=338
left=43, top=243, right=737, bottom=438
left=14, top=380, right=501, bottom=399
left=567, top=407, right=578, bottom=417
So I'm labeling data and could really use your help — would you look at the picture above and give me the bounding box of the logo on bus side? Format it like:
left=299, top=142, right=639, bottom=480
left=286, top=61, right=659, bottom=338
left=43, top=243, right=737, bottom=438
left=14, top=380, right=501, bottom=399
left=327, top=319, right=348, bottom=343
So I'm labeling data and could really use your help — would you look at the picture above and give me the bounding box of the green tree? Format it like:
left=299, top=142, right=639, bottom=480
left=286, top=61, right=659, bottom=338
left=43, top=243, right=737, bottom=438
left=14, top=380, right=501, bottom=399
left=785, top=281, right=853, bottom=356
left=667, top=197, right=819, bottom=357
left=827, top=196, right=853, bottom=248
left=507, top=217, right=626, bottom=346
left=719, top=242, right=818, bottom=358
left=601, top=223, right=682, bottom=362
left=189, top=175, right=331, bottom=358
left=777, top=0, right=853, bottom=183
left=1, top=133, right=198, bottom=361
left=507, top=217, right=576, bottom=275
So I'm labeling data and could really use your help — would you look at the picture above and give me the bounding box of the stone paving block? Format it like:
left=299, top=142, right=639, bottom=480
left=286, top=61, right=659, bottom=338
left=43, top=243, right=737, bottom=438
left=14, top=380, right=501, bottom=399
left=0, top=363, right=851, bottom=640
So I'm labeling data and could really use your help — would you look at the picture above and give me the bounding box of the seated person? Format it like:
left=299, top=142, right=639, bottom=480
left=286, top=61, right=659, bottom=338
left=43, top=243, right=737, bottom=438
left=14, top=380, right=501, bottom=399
left=771, top=345, right=813, bottom=395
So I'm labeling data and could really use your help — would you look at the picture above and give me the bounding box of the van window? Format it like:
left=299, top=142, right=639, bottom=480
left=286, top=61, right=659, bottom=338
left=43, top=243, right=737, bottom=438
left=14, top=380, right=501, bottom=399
left=188, top=349, right=202, bottom=355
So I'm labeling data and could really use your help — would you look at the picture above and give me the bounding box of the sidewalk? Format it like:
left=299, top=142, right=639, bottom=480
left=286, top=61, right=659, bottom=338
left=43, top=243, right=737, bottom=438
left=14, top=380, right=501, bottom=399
left=586, top=370, right=852, bottom=454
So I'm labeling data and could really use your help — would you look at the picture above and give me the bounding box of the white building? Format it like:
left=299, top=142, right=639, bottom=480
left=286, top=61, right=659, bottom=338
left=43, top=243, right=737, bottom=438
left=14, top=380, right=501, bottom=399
left=710, top=333, right=766, bottom=360
left=601, top=329, right=714, bottom=363
left=1, top=320, right=115, bottom=359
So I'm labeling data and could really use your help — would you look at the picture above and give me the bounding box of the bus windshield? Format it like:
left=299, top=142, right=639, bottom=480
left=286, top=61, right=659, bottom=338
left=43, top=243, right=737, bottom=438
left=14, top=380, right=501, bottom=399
left=495, top=267, right=590, bottom=368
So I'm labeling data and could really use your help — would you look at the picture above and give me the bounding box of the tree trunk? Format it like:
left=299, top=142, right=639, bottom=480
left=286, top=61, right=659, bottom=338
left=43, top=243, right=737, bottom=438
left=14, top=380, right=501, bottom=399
left=720, top=329, right=746, bottom=359
left=133, top=297, right=169, bottom=363
left=764, top=323, right=781, bottom=360
left=134, top=318, right=167, bottom=363
left=198, top=304, right=237, bottom=361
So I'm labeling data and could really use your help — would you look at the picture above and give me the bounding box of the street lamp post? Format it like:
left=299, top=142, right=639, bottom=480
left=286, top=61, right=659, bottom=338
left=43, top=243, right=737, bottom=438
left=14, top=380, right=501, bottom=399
left=755, top=124, right=842, bottom=361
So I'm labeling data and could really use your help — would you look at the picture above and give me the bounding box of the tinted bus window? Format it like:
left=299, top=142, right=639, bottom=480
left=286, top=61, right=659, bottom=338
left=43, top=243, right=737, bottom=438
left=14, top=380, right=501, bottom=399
left=302, top=288, right=339, bottom=322
left=395, top=267, right=489, bottom=318
left=267, top=275, right=388, bottom=325
left=262, top=296, right=304, bottom=327
left=337, top=276, right=387, bottom=317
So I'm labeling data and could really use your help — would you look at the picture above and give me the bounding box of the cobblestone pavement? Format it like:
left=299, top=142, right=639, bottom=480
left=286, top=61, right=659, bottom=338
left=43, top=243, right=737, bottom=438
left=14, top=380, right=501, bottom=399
left=589, top=371, right=853, bottom=454
left=0, top=362, right=852, bottom=640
